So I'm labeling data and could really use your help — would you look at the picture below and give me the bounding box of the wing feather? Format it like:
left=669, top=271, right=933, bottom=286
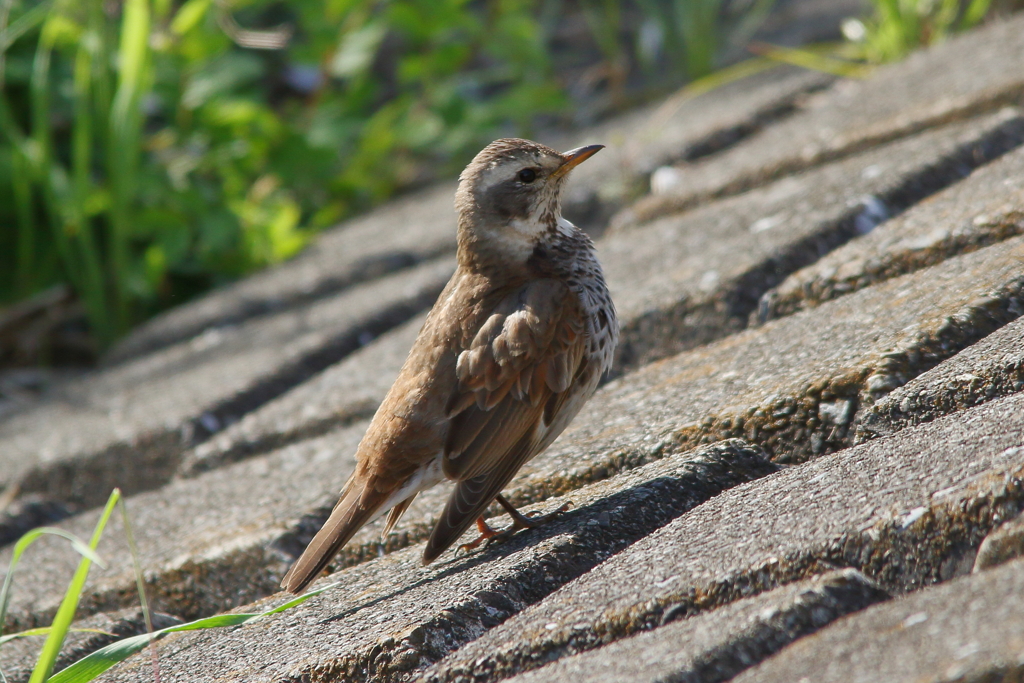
left=442, top=278, right=586, bottom=479
left=424, top=424, right=542, bottom=564
left=424, top=278, right=592, bottom=563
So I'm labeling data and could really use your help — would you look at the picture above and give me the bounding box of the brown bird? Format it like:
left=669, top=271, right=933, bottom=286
left=281, top=138, right=618, bottom=594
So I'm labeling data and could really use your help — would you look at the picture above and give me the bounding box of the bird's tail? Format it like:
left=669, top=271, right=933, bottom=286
left=423, top=432, right=538, bottom=564
left=422, top=470, right=511, bottom=564
left=280, top=481, right=389, bottom=594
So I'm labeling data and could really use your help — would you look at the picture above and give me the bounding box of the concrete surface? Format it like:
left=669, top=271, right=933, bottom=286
left=974, top=512, right=1024, bottom=572
left=858, top=315, right=1024, bottom=441
left=616, top=13, right=1024, bottom=227
left=760, top=137, right=1024, bottom=321
left=177, top=110, right=1024, bottom=478
left=0, top=258, right=454, bottom=510
left=90, top=441, right=774, bottom=682
left=538, top=236, right=1024, bottom=473
left=181, top=233, right=1024, bottom=604
left=442, top=570, right=889, bottom=683
left=605, top=109, right=1024, bottom=369
left=427, top=392, right=1024, bottom=683
left=3, top=15, right=1024, bottom=683
left=734, top=556, right=1024, bottom=683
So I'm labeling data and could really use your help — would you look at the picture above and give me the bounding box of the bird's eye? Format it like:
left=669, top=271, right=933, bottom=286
left=518, top=168, right=537, bottom=184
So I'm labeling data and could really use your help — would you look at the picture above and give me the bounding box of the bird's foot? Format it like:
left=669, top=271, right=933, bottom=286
left=455, top=499, right=573, bottom=556
left=482, top=497, right=572, bottom=548
left=456, top=517, right=500, bottom=556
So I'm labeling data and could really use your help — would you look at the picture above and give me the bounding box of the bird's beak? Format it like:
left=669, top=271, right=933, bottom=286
left=552, top=144, right=604, bottom=179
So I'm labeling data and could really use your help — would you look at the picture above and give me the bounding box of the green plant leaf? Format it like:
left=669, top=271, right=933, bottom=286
left=329, top=20, right=386, bottom=79
left=0, top=0, right=53, bottom=53
left=959, top=0, right=992, bottom=29
left=0, top=526, right=105, bottom=651
left=28, top=490, right=121, bottom=683
left=169, top=0, right=211, bottom=35
left=49, top=582, right=340, bottom=683
left=749, top=41, right=873, bottom=78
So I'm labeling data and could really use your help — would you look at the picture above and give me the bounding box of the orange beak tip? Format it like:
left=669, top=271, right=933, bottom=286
left=554, top=144, right=604, bottom=177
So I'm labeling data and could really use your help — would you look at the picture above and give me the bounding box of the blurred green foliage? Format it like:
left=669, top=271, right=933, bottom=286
left=844, top=0, right=994, bottom=62
left=2, top=0, right=765, bottom=350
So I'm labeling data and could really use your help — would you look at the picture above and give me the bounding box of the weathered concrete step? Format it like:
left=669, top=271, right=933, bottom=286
left=436, top=570, right=889, bottom=683
left=532, top=236, right=1024, bottom=472
left=0, top=495, right=73, bottom=547
left=552, top=66, right=832, bottom=231
left=179, top=313, right=426, bottom=475
left=857, top=315, right=1024, bottom=441
left=616, top=13, right=1024, bottom=228
left=0, top=257, right=454, bottom=512
left=104, top=185, right=459, bottom=365
left=424, top=391, right=1024, bottom=683
left=0, top=70, right=853, bottom=515
left=0, top=428, right=770, bottom=635
left=285, top=232, right=1024, bottom=584
left=733, top=555, right=1024, bottom=683
left=0, top=421, right=370, bottom=632
left=973, top=512, right=1024, bottom=572
left=80, top=442, right=772, bottom=682
left=0, top=609, right=182, bottom=683
left=183, top=233, right=1024, bottom=584
left=9, top=148, right=1024, bottom=635
left=178, top=110, right=1024, bottom=477
left=760, top=140, right=1024, bottom=321
left=106, top=67, right=827, bottom=365
left=605, top=109, right=1024, bottom=369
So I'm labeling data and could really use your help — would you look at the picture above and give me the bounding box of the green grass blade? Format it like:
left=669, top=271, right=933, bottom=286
left=27, top=490, right=121, bottom=683
left=169, top=0, right=211, bottom=35
left=0, top=526, right=104, bottom=683
left=11, top=148, right=37, bottom=296
left=748, top=41, right=873, bottom=78
left=117, top=499, right=157, bottom=677
left=960, top=0, right=992, bottom=29
left=728, top=0, right=777, bottom=50
left=106, top=0, right=152, bottom=336
left=0, top=88, right=29, bottom=152
left=49, top=582, right=340, bottom=683
left=0, top=528, right=104, bottom=642
left=0, top=0, right=53, bottom=53
left=68, top=19, right=111, bottom=345
left=88, top=0, right=110, bottom=151
left=28, top=18, right=93, bottom=325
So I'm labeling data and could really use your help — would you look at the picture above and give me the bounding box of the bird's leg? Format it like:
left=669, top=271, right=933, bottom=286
left=481, top=495, right=571, bottom=547
left=495, top=494, right=570, bottom=529
left=456, top=517, right=500, bottom=555
left=456, top=496, right=572, bottom=556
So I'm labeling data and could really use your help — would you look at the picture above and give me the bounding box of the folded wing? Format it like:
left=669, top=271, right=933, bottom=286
left=423, top=278, right=589, bottom=562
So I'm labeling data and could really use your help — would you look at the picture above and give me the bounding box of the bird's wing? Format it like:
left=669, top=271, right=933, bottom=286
left=423, top=279, right=589, bottom=563
left=442, top=277, right=588, bottom=480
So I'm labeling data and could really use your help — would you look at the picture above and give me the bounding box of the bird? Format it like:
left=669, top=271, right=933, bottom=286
left=281, top=138, right=618, bottom=594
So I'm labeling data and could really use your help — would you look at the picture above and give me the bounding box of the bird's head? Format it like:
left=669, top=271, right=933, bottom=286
left=454, top=138, right=603, bottom=264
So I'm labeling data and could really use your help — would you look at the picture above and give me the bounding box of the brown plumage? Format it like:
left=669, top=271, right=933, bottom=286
left=281, top=138, right=618, bottom=594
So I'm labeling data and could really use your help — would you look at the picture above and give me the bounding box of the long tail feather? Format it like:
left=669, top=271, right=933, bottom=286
left=281, top=483, right=389, bottom=594
left=422, top=473, right=502, bottom=565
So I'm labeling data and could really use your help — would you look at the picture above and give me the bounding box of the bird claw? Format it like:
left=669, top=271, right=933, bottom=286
left=455, top=541, right=480, bottom=557
left=485, top=501, right=572, bottom=547
left=458, top=501, right=573, bottom=556
left=511, top=501, right=571, bottom=529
